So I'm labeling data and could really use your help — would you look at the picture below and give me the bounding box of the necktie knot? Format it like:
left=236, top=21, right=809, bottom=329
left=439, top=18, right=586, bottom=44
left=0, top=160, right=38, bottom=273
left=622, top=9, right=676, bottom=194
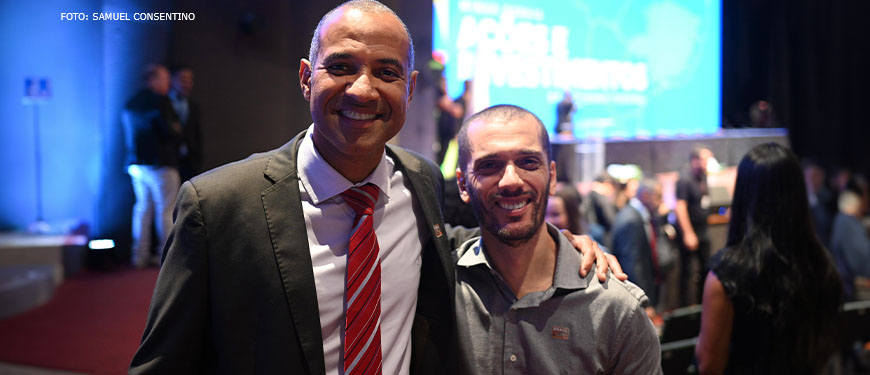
left=340, top=184, right=380, bottom=217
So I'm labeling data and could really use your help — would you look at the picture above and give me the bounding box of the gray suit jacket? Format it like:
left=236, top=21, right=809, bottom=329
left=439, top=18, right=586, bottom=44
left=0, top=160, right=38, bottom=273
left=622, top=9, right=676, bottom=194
left=130, top=130, right=469, bottom=374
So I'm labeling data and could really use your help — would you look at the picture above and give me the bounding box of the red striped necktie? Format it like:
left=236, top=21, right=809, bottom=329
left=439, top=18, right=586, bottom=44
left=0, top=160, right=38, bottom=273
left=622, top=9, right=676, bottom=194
left=340, top=184, right=383, bottom=375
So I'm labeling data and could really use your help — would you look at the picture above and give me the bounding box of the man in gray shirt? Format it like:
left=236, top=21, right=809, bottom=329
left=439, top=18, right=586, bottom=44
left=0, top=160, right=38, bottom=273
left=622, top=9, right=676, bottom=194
left=453, top=104, right=662, bottom=374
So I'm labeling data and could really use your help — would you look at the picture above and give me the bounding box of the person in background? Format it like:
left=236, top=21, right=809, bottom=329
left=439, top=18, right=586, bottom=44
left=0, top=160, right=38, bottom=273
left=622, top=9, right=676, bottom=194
left=613, top=176, right=639, bottom=211
left=554, top=90, right=576, bottom=183
left=121, top=63, right=182, bottom=268
left=803, top=159, right=834, bottom=245
left=583, top=172, right=618, bottom=248
left=435, top=78, right=471, bottom=167
left=830, top=190, right=870, bottom=301
left=651, top=196, right=681, bottom=312
left=454, top=104, right=661, bottom=374
left=611, top=178, right=663, bottom=320
left=696, top=143, right=842, bottom=374
left=546, top=184, right=584, bottom=235
left=675, top=146, right=713, bottom=305
left=169, top=65, right=203, bottom=182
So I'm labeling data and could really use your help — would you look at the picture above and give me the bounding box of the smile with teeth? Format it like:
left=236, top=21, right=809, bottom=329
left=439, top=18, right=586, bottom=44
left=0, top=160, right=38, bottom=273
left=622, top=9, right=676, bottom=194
left=341, top=109, right=377, bottom=120
left=497, top=199, right=531, bottom=211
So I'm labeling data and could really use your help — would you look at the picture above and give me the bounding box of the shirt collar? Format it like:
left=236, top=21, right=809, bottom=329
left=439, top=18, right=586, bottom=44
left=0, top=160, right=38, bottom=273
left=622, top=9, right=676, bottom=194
left=549, top=223, right=588, bottom=291
left=297, top=124, right=393, bottom=205
left=456, top=223, right=588, bottom=291
left=169, top=90, right=186, bottom=102
left=456, top=237, right=489, bottom=268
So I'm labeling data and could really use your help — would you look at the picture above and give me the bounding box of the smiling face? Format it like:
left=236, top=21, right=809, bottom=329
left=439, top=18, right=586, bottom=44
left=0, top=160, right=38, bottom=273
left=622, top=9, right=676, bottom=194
left=299, top=7, right=417, bottom=179
left=457, top=115, right=557, bottom=246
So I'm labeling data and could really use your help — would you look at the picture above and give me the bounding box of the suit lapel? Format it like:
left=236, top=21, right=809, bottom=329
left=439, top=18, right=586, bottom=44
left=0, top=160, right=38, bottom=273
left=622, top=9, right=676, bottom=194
left=387, top=146, right=456, bottom=292
left=261, top=130, right=325, bottom=375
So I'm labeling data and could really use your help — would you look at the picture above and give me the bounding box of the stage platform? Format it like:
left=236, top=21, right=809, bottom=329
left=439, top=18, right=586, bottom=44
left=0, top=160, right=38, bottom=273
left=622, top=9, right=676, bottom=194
left=553, top=128, right=789, bottom=181
left=605, top=128, right=789, bottom=174
left=0, top=233, right=88, bottom=319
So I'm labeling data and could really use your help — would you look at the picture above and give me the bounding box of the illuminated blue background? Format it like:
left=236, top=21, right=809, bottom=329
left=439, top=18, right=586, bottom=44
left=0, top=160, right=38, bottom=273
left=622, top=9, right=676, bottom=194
left=0, top=1, right=103, bottom=232
left=433, top=0, right=721, bottom=139
left=1, top=0, right=169, bottom=242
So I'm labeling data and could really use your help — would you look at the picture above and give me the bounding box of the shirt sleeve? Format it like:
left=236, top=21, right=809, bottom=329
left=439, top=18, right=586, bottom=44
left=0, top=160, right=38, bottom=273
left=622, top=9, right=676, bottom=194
left=130, top=181, right=210, bottom=373
left=610, top=299, right=663, bottom=374
left=675, top=177, right=690, bottom=202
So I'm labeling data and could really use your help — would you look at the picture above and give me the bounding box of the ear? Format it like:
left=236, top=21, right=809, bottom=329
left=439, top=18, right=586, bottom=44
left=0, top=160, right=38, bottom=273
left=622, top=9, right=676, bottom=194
left=299, top=58, right=312, bottom=101
left=548, top=160, right=557, bottom=196
left=407, top=70, right=418, bottom=102
left=456, top=168, right=471, bottom=203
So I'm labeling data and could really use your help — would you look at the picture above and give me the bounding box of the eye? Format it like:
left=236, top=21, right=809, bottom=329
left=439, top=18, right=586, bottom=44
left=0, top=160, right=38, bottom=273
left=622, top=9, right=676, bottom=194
left=326, top=63, right=353, bottom=75
left=378, top=68, right=401, bottom=81
left=475, top=160, right=501, bottom=175
left=518, top=157, right=542, bottom=170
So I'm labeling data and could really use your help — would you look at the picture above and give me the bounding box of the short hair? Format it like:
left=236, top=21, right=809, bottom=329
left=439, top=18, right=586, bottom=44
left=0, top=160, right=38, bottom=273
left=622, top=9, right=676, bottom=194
left=142, top=64, right=166, bottom=83
left=169, top=64, right=193, bottom=75
left=308, top=0, right=415, bottom=76
left=457, top=104, right=551, bottom=173
left=636, top=178, right=660, bottom=197
left=594, top=171, right=615, bottom=185
left=690, top=145, right=711, bottom=160
left=839, top=191, right=862, bottom=214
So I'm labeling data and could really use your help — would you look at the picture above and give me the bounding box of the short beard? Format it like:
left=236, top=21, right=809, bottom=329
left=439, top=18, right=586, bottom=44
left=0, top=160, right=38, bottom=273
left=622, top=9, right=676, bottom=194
left=467, top=179, right=550, bottom=247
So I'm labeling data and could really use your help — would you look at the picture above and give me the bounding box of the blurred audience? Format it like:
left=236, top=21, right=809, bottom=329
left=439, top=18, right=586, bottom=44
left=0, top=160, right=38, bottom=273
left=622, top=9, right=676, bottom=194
left=696, top=143, right=842, bottom=374
left=611, top=178, right=663, bottom=321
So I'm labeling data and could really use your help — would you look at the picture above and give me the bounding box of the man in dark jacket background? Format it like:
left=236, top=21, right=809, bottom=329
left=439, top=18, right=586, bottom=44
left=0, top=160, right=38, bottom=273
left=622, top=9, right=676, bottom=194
left=122, top=63, right=183, bottom=268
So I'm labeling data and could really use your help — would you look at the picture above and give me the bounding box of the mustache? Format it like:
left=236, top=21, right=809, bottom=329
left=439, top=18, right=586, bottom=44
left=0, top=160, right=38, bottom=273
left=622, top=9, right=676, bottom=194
left=491, top=189, right=536, bottom=200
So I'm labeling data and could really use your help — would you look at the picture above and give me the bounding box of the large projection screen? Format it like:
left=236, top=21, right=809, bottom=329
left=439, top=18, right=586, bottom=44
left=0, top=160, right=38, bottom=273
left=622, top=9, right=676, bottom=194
left=433, top=0, right=721, bottom=139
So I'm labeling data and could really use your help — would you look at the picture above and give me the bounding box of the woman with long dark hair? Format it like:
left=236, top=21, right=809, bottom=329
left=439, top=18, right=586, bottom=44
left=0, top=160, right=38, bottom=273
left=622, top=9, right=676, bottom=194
left=695, top=143, right=842, bottom=374
left=546, top=184, right=584, bottom=235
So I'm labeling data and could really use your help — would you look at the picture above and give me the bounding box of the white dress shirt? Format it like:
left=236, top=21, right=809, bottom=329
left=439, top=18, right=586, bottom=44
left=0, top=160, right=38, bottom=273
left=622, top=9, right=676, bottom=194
left=297, top=126, right=424, bottom=375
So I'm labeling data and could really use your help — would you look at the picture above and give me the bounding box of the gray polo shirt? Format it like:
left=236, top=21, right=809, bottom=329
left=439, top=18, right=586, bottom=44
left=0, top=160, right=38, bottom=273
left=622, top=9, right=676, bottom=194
left=454, top=224, right=662, bottom=375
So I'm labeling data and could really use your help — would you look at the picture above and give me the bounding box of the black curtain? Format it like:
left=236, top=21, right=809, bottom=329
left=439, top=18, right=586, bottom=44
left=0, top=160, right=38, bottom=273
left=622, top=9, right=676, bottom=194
left=723, top=0, right=870, bottom=176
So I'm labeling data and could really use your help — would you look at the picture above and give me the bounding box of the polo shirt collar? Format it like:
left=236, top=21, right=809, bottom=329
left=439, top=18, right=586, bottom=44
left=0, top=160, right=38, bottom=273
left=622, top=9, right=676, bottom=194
left=456, top=223, right=589, bottom=292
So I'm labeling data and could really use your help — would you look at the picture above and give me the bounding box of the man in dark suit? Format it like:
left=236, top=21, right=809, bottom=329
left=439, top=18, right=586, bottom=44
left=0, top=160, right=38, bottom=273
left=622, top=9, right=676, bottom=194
left=130, top=1, right=616, bottom=374
left=611, top=179, right=662, bottom=314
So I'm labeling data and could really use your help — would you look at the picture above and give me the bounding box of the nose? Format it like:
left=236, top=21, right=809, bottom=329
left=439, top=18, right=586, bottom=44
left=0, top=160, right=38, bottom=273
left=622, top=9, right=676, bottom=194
left=498, top=164, right=524, bottom=192
left=345, top=72, right=378, bottom=103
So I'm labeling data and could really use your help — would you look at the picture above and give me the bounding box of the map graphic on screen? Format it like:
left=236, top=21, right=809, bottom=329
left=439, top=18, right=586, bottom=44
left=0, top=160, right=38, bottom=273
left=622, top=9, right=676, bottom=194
left=433, top=0, right=721, bottom=139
